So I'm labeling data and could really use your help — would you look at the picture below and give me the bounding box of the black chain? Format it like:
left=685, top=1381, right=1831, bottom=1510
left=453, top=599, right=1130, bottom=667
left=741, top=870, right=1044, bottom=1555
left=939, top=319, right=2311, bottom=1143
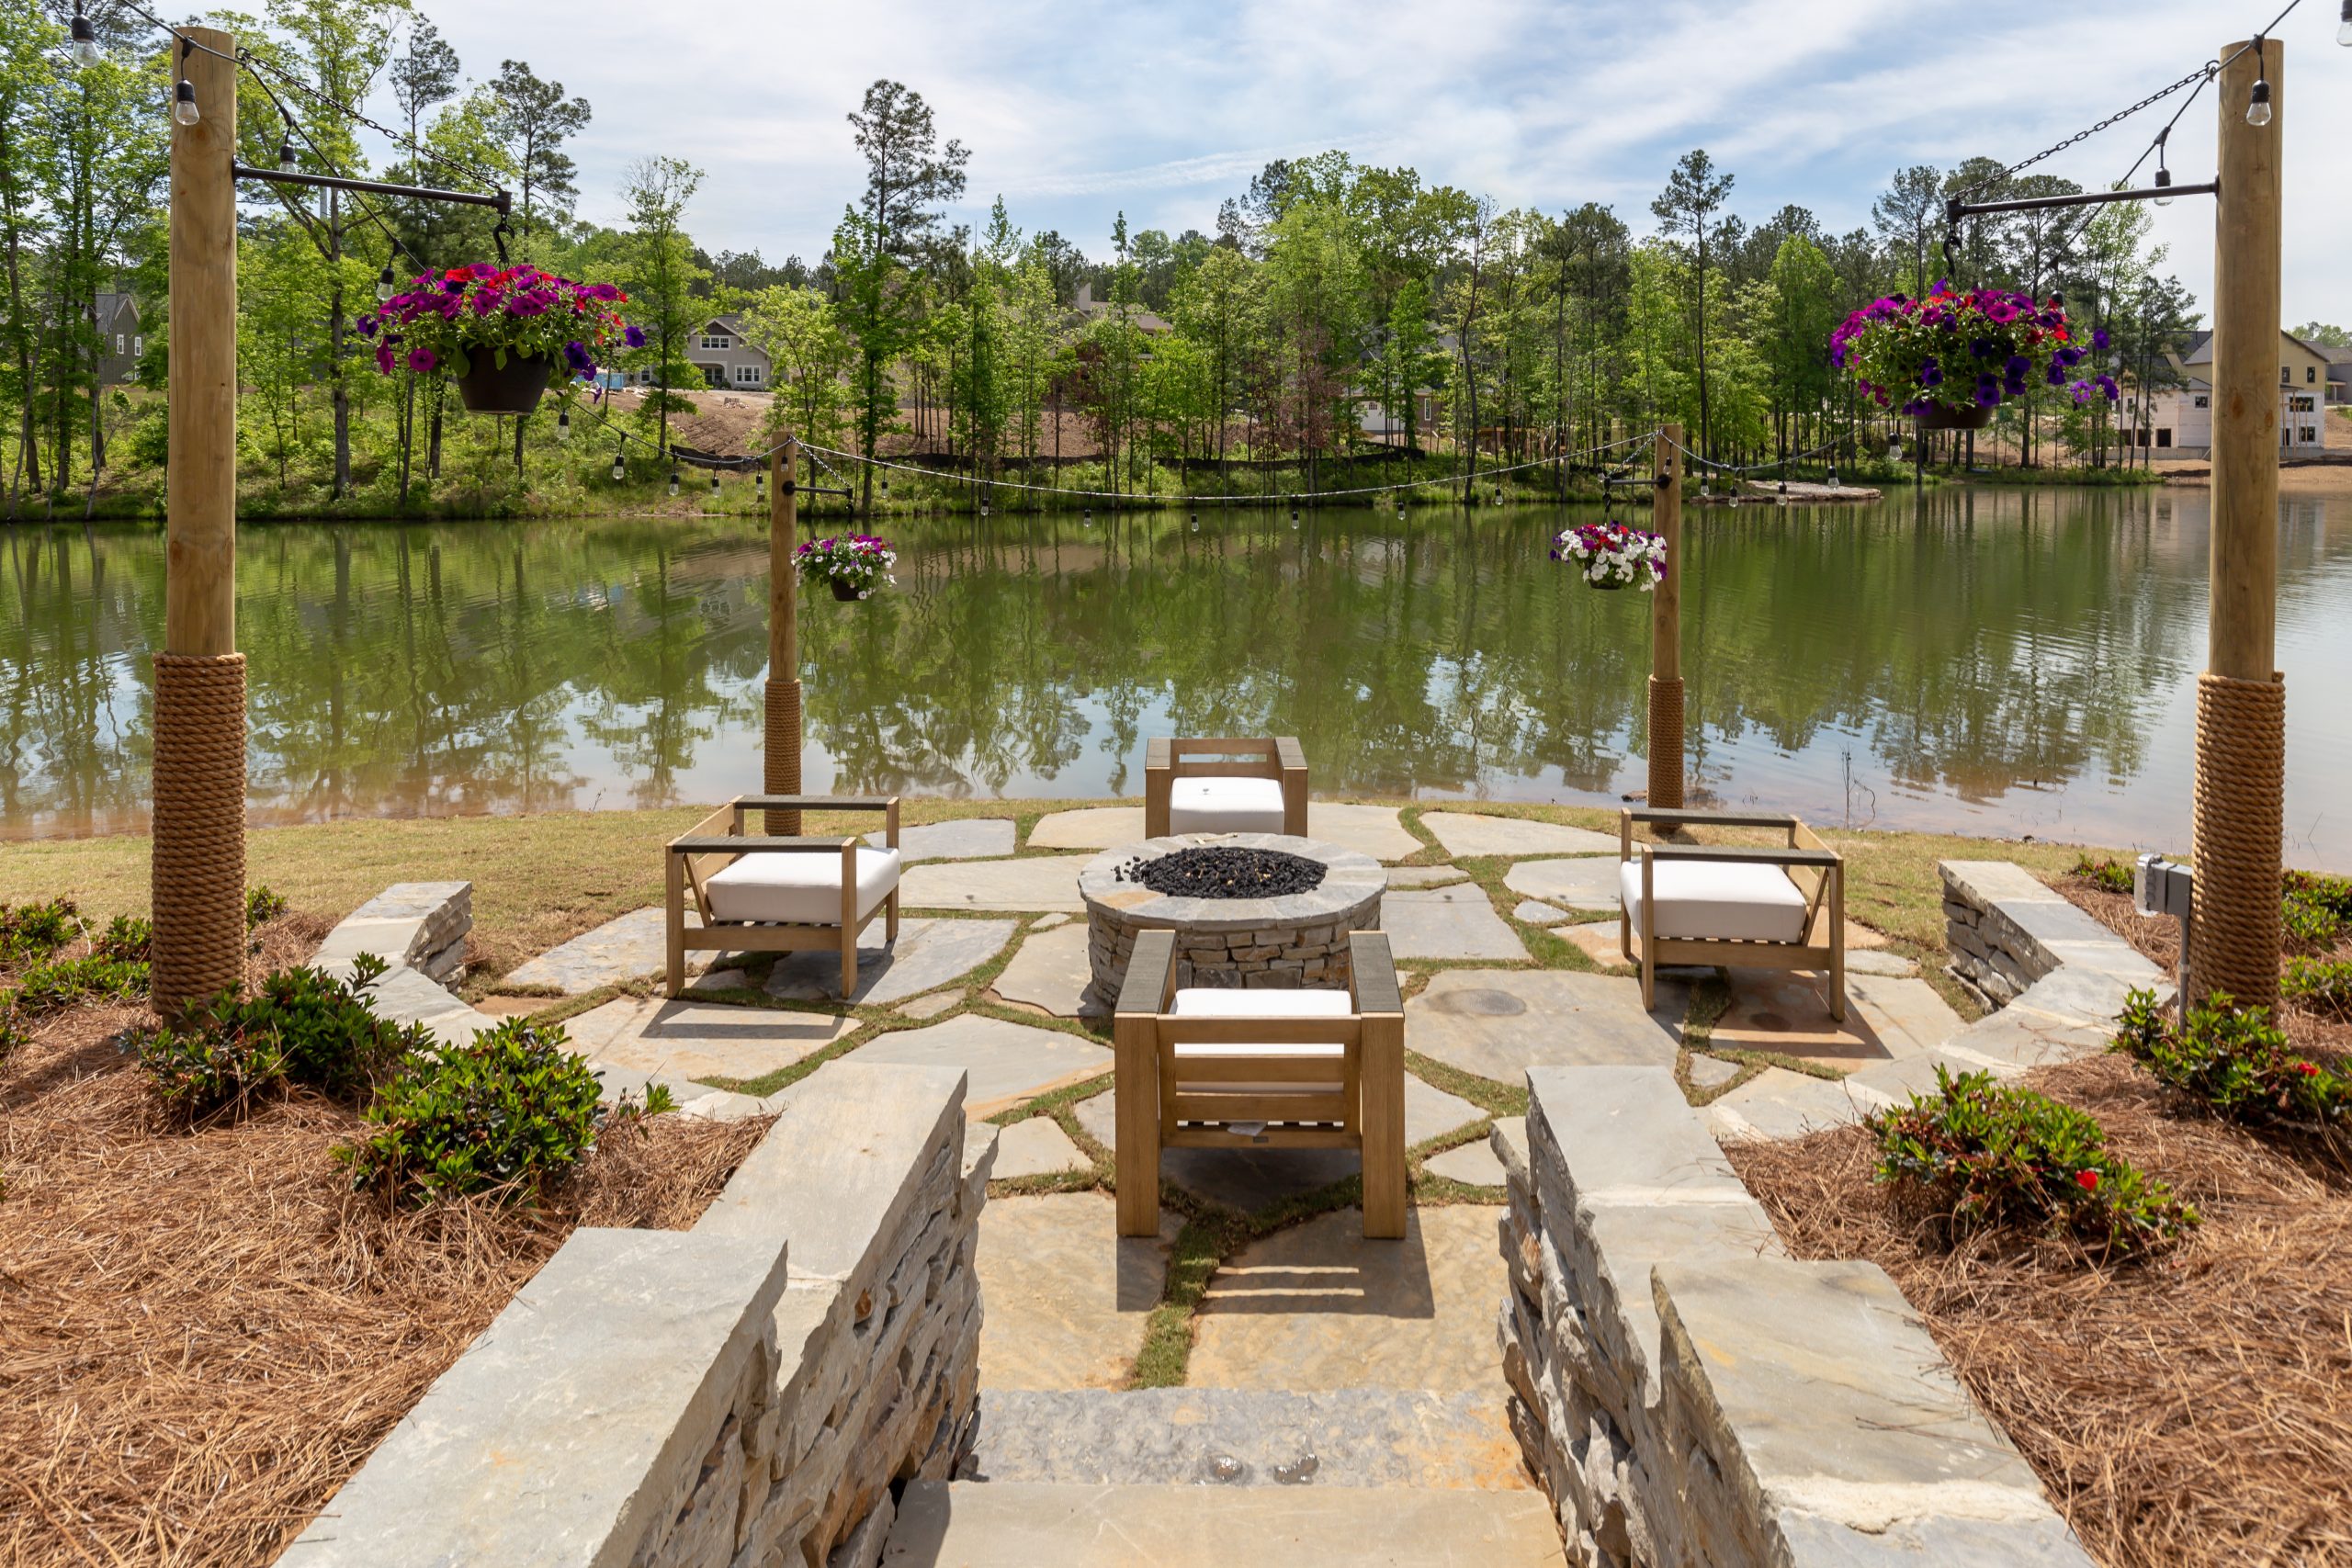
left=240, top=51, right=510, bottom=192
left=1954, top=62, right=2215, bottom=204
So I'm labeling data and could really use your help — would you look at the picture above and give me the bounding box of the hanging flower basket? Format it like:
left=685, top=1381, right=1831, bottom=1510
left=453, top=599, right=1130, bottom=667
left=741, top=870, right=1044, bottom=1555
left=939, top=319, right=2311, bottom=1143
left=797, top=535, right=897, bottom=602
left=360, top=264, right=642, bottom=417
left=1830, top=282, right=2118, bottom=427
left=452, top=351, right=553, bottom=415
left=1552, top=521, right=1666, bottom=592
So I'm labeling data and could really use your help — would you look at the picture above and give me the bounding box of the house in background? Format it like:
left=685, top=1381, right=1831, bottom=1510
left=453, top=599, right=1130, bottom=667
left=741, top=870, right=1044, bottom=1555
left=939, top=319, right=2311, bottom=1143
left=631, top=314, right=773, bottom=390
left=2134, top=328, right=2333, bottom=457
left=96, top=292, right=144, bottom=386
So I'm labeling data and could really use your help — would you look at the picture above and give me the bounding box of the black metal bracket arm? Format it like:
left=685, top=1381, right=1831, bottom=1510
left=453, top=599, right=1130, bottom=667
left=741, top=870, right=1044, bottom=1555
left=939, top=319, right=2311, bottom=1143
left=232, top=162, right=511, bottom=212
left=1947, top=180, right=2214, bottom=223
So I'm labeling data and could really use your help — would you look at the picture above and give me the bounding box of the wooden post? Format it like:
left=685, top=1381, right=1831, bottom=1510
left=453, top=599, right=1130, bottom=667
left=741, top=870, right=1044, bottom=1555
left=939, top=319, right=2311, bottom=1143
left=764, top=436, right=802, bottom=835
left=1646, top=423, right=1685, bottom=810
left=152, top=26, right=244, bottom=1014
left=2189, top=37, right=2286, bottom=1009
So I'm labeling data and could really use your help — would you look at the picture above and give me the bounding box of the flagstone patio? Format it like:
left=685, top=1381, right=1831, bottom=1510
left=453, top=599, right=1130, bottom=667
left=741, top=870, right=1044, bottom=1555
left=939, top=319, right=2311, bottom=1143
left=989, top=920, right=1099, bottom=1018
left=976, top=1193, right=1181, bottom=1391
left=853, top=1013, right=1110, bottom=1117
left=1406, top=968, right=1684, bottom=1083
left=561, top=996, right=853, bottom=1085
left=763, top=916, right=1017, bottom=1006
left=866, top=817, right=1017, bottom=862
left=1421, top=811, right=1621, bottom=859
left=1381, top=886, right=1531, bottom=962
left=899, top=855, right=1091, bottom=912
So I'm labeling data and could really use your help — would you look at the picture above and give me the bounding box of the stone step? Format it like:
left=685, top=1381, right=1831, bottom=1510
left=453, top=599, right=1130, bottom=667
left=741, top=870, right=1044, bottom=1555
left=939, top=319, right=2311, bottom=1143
left=882, top=1480, right=1565, bottom=1566
left=963, top=1388, right=1531, bottom=1491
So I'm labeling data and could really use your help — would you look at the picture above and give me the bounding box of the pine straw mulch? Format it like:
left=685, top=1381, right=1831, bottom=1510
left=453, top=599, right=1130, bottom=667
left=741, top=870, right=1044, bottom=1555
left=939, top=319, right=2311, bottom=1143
left=0, top=918, right=772, bottom=1568
left=1729, top=1052, right=2352, bottom=1568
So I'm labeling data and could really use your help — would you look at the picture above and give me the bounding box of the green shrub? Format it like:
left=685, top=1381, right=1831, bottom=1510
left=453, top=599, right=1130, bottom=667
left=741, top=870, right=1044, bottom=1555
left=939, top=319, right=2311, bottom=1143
left=2283, top=957, right=2352, bottom=1020
left=2282, top=870, right=2352, bottom=949
left=6, top=953, right=149, bottom=1015
left=341, top=1017, right=611, bottom=1203
left=245, top=886, right=288, bottom=928
left=1865, top=1065, right=2196, bottom=1257
left=2113, top=988, right=2352, bottom=1134
left=94, top=914, right=153, bottom=963
left=138, top=954, right=424, bottom=1120
left=0, top=1004, right=22, bottom=1066
left=2070, top=855, right=2135, bottom=897
left=0, top=897, right=85, bottom=964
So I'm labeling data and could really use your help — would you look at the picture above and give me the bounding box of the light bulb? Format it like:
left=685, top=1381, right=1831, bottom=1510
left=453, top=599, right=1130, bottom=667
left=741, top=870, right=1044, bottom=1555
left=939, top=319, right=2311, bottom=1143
left=1082, top=507, right=1091, bottom=526
left=2153, top=168, right=2174, bottom=207
left=1888, top=440, right=1903, bottom=463
left=556, top=410, right=571, bottom=442
left=1827, top=467, right=1840, bottom=491
left=2339, top=0, right=2352, bottom=45
left=2246, top=79, right=2272, bottom=127
left=1193, top=516, right=1203, bottom=533
left=278, top=137, right=297, bottom=167
left=668, top=471, right=680, bottom=498
left=980, top=502, right=989, bottom=518
left=70, top=8, right=100, bottom=67
left=879, top=478, right=889, bottom=500
left=611, top=454, right=626, bottom=481
left=709, top=473, right=721, bottom=497
left=376, top=266, right=395, bottom=302
left=173, top=80, right=200, bottom=127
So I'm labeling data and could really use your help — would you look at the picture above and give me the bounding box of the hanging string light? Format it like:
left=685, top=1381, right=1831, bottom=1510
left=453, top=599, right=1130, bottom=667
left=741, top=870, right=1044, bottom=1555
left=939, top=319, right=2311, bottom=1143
left=878, top=476, right=889, bottom=504
left=708, top=471, right=721, bottom=502
left=1826, top=464, right=1840, bottom=491
left=668, top=469, right=680, bottom=498
left=2152, top=127, right=2174, bottom=206
left=555, top=408, right=571, bottom=442
left=70, top=0, right=102, bottom=66
left=2245, top=38, right=2272, bottom=125
left=611, top=447, right=626, bottom=482
left=376, top=263, right=396, bottom=302
left=1888, top=434, right=1904, bottom=464
left=2339, top=0, right=2352, bottom=46
left=1777, top=478, right=1789, bottom=507
left=1082, top=505, right=1091, bottom=526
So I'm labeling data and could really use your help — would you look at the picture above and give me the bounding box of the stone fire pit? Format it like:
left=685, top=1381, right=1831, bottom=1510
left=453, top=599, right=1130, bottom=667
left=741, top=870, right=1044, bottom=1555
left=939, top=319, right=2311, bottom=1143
left=1079, top=833, right=1385, bottom=1011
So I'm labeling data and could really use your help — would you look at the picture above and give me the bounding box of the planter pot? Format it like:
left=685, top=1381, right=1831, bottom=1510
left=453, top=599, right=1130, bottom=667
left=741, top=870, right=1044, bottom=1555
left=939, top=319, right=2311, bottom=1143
left=453, top=352, right=552, bottom=416
left=830, top=580, right=862, bottom=603
left=1588, top=574, right=1631, bottom=592
left=1913, top=402, right=1994, bottom=432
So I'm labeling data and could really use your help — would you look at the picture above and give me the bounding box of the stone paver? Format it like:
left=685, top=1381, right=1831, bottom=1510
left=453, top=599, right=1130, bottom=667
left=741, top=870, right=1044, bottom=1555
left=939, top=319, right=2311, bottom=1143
left=1501, top=856, right=1623, bottom=912
left=900, top=855, right=1089, bottom=913
left=867, top=817, right=1017, bottom=862
left=1708, top=968, right=1962, bottom=1069
left=1306, top=803, right=1422, bottom=862
left=1424, top=1138, right=1506, bottom=1187
left=988, top=1116, right=1091, bottom=1179
left=766, top=917, right=1016, bottom=1006
left=1846, top=947, right=1920, bottom=976
left=684, top=966, right=748, bottom=995
left=1382, top=886, right=1530, bottom=962
left=854, top=1013, right=1110, bottom=1118
left=1511, top=899, right=1569, bottom=926
left=1071, top=1076, right=1485, bottom=1214
left=1705, top=1066, right=1866, bottom=1142
left=1025, top=807, right=1147, bottom=851
left=561, top=996, right=853, bottom=1086
left=501, top=907, right=707, bottom=994
left=1189, top=1205, right=1509, bottom=1394
left=989, top=922, right=1100, bottom=1019
left=1385, top=864, right=1470, bottom=889
left=895, top=989, right=965, bottom=1020
left=1030, top=912, right=1071, bottom=931
left=1560, top=919, right=1632, bottom=968
left=1422, top=811, right=1620, bottom=860
left=1687, top=1053, right=1742, bottom=1089
left=977, top=1193, right=1178, bottom=1390
left=1406, top=968, right=1682, bottom=1086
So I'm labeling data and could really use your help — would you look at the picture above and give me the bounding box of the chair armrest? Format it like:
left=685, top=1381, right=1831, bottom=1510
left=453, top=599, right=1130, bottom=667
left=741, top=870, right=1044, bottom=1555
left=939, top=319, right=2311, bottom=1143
left=667, top=835, right=859, bottom=855
left=1625, top=807, right=1800, bottom=830
left=1348, top=931, right=1401, bottom=1013
left=731, top=795, right=898, bottom=813
left=1274, top=736, right=1307, bottom=772
left=1116, top=930, right=1177, bottom=1016
left=1146, top=738, right=1172, bottom=769
left=1640, top=842, right=1838, bottom=869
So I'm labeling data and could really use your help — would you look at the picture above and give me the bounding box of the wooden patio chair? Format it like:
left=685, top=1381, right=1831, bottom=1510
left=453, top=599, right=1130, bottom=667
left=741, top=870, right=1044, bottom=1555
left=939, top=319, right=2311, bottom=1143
left=1113, top=929, right=1407, bottom=1240
left=665, top=795, right=901, bottom=1000
left=1618, top=807, right=1846, bottom=1021
left=1143, top=736, right=1308, bottom=839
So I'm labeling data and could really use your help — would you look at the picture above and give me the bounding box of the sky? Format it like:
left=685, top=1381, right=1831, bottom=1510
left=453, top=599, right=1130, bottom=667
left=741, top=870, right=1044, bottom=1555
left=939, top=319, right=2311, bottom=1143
left=415, top=0, right=2350, bottom=328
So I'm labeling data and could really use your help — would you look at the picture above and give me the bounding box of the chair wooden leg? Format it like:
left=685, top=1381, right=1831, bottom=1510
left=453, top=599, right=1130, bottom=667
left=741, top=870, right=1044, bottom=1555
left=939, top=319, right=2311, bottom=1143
left=664, top=852, right=685, bottom=998
left=1641, top=947, right=1657, bottom=1012
left=1114, top=1012, right=1160, bottom=1237
left=841, top=929, right=856, bottom=1001
left=1360, top=1013, right=1407, bottom=1239
left=887, top=887, right=900, bottom=942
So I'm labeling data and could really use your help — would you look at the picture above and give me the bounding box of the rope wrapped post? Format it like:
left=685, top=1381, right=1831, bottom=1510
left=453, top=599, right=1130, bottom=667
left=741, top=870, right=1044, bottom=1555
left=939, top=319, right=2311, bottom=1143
left=153, top=25, right=244, bottom=1016
left=2190, top=37, right=2287, bottom=1010
left=764, top=436, right=802, bottom=835
left=1647, top=423, right=1685, bottom=811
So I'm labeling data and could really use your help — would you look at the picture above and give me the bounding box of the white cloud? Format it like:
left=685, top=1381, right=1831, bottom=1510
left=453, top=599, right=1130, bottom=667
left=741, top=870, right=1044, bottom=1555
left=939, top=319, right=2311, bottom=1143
left=393, top=0, right=2345, bottom=319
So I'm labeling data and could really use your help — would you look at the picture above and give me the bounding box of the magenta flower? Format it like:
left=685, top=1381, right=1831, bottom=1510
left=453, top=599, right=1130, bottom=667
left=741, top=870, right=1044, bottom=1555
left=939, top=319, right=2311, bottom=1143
left=407, top=346, right=437, bottom=373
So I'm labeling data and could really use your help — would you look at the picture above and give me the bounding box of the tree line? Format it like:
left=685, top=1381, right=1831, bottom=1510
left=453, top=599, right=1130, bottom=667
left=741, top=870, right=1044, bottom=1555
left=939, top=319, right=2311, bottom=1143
left=1, top=0, right=2211, bottom=520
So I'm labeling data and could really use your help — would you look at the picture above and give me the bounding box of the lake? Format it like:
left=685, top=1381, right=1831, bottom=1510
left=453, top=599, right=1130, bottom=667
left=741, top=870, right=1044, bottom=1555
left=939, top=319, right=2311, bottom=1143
left=4, top=486, right=2347, bottom=868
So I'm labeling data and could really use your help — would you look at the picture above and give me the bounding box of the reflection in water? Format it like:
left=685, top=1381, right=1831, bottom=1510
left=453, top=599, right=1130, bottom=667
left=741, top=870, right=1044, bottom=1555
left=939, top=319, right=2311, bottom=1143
left=2, top=488, right=2346, bottom=866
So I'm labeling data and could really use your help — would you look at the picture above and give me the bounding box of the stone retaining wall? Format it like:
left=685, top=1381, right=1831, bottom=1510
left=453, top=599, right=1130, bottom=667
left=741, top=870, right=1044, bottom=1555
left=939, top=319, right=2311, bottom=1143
left=313, top=881, right=498, bottom=1047
left=277, top=1060, right=990, bottom=1568
left=1497, top=1064, right=2094, bottom=1567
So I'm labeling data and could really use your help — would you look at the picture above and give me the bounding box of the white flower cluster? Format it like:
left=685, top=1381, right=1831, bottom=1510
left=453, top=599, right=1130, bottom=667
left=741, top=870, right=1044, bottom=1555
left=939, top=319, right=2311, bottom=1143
left=1554, top=525, right=1666, bottom=591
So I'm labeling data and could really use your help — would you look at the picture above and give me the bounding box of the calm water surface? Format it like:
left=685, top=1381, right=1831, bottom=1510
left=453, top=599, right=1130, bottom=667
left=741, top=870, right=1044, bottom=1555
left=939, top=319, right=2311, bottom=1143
left=4, top=488, right=2347, bottom=868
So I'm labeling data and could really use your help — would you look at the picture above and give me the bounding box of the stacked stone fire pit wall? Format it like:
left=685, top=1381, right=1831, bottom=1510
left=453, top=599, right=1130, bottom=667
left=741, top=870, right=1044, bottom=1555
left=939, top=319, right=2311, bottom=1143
left=1079, top=833, right=1385, bottom=1010
left=277, top=1061, right=990, bottom=1568
left=1496, top=1065, right=2094, bottom=1567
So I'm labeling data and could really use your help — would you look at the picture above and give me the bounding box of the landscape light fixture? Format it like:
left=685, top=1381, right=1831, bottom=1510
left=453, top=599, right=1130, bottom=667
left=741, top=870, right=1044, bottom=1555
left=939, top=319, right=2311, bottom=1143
left=2245, top=39, right=2272, bottom=125
left=70, top=2, right=100, bottom=67
left=173, top=78, right=199, bottom=127
left=555, top=408, right=571, bottom=442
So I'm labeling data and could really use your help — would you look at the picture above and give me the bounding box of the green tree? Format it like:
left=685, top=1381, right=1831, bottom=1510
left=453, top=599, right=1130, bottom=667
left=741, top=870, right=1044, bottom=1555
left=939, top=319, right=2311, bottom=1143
left=619, top=155, right=707, bottom=457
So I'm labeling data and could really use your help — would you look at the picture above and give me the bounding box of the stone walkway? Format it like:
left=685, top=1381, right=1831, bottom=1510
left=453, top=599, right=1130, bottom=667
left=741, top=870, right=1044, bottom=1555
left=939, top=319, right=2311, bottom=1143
left=765, top=917, right=1016, bottom=1006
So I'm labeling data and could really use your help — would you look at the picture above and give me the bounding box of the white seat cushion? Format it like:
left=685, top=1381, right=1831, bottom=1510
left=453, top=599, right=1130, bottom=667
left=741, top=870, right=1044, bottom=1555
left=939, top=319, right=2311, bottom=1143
left=1619, top=856, right=1809, bottom=944
left=1168, top=775, right=1287, bottom=835
left=1169, top=987, right=1351, bottom=1094
left=704, top=846, right=901, bottom=927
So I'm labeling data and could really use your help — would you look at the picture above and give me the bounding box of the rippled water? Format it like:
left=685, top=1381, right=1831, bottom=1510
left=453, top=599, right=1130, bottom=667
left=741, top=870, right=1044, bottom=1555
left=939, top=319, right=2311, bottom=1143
left=3, top=486, right=2346, bottom=867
